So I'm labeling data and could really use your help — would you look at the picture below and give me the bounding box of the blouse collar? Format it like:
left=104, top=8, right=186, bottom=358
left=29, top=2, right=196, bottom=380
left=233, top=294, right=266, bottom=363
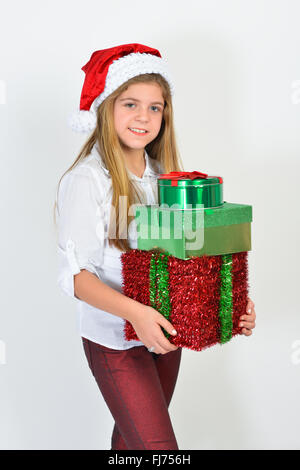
left=91, top=143, right=161, bottom=180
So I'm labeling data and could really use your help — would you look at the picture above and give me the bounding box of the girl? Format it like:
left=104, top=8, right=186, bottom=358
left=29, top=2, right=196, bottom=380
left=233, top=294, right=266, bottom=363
left=54, top=43, right=256, bottom=451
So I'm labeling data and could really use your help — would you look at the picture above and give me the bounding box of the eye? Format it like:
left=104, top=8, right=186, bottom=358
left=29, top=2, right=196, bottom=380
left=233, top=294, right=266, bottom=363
left=124, top=103, right=162, bottom=112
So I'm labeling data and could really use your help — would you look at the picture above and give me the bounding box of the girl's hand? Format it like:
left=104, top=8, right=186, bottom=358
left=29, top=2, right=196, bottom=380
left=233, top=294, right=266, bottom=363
left=239, top=296, right=256, bottom=336
left=130, top=305, right=178, bottom=355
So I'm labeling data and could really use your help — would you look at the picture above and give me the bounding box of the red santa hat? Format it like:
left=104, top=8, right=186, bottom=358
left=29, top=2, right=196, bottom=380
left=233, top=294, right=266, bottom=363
left=68, top=43, right=175, bottom=133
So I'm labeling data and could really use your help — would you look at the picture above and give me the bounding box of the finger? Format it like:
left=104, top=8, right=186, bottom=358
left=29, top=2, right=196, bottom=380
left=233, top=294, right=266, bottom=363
left=240, top=312, right=256, bottom=322
left=245, top=305, right=256, bottom=315
left=157, top=335, right=178, bottom=352
left=154, top=323, right=178, bottom=352
left=241, top=328, right=252, bottom=336
left=158, top=317, right=178, bottom=338
left=148, top=341, right=165, bottom=355
left=163, top=320, right=178, bottom=337
left=153, top=346, right=165, bottom=355
left=152, top=343, right=171, bottom=355
left=157, top=326, right=178, bottom=351
left=239, top=321, right=255, bottom=329
left=246, top=304, right=254, bottom=314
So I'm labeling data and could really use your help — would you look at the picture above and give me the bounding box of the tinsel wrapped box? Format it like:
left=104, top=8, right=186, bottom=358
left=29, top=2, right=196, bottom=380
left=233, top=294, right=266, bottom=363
left=121, top=249, right=249, bottom=352
left=121, top=170, right=252, bottom=352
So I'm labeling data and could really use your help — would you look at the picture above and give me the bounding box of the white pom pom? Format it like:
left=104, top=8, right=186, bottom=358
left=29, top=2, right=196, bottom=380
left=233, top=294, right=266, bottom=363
left=67, top=109, right=97, bottom=134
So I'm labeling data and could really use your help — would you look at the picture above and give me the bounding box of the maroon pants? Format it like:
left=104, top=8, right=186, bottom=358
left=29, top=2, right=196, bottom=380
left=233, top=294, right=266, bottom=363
left=82, top=337, right=182, bottom=450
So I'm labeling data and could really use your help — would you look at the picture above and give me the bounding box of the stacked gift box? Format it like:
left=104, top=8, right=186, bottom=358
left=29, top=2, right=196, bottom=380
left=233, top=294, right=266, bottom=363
left=121, top=171, right=252, bottom=352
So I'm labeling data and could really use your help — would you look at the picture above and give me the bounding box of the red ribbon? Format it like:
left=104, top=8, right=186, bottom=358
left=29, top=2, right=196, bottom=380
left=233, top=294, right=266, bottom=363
left=158, top=171, right=223, bottom=186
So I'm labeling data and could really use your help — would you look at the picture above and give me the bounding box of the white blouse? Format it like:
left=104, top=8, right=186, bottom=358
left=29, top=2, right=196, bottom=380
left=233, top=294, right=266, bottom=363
left=55, top=143, right=164, bottom=350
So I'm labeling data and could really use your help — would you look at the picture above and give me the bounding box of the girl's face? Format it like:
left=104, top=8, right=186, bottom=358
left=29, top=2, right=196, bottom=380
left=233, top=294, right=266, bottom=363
left=113, top=82, right=165, bottom=152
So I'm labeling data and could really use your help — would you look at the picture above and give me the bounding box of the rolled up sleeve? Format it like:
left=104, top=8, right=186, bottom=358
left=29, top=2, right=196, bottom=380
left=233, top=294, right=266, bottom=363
left=56, top=166, right=106, bottom=299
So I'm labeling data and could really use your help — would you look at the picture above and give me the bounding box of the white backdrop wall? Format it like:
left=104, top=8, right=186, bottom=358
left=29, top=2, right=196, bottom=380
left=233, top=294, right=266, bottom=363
left=0, top=0, right=299, bottom=450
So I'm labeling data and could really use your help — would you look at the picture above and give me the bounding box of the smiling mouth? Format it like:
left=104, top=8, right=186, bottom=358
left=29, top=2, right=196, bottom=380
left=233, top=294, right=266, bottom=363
left=128, top=128, right=149, bottom=135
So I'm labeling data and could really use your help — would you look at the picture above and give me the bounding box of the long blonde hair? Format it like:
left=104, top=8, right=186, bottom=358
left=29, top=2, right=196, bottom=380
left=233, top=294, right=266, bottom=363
left=54, top=72, right=183, bottom=252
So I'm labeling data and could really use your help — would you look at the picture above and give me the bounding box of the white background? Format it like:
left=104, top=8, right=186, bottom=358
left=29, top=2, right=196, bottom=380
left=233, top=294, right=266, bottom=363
left=0, top=0, right=299, bottom=450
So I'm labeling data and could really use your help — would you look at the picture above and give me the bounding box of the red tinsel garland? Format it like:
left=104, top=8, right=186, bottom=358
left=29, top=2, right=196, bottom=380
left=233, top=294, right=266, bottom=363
left=121, top=250, right=249, bottom=352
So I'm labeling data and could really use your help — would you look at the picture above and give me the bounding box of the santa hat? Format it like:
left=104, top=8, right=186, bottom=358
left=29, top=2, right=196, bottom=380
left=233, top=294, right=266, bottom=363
left=68, top=43, right=175, bottom=133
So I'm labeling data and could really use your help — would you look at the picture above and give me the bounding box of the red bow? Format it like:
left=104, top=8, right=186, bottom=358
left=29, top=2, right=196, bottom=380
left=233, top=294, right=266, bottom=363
left=158, top=171, right=223, bottom=186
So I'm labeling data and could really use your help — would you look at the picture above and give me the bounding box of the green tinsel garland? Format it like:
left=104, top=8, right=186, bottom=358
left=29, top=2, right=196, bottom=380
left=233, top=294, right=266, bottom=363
left=219, top=254, right=233, bottom=343
left=149, top=252, right=171, bottom=339
left=149, top=253, right=157, bottom=309
left=149, top=251, right=234, bottom=344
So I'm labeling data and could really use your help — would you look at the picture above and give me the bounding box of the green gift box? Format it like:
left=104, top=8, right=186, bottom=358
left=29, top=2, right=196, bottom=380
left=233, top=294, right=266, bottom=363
left=135, top=172, right=252, bottom=260
left=122, top=172, right=252, bottom=351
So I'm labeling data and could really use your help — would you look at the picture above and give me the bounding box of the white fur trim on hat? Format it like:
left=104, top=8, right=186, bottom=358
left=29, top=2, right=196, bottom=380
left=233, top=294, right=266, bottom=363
left=68, top=109, right=97, bottom=134
left=68, top=52, right=174, bottom=134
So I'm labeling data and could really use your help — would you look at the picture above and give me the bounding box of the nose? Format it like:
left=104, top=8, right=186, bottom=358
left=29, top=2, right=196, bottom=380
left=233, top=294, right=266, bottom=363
left=135, top=106, right=150, bottom=122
